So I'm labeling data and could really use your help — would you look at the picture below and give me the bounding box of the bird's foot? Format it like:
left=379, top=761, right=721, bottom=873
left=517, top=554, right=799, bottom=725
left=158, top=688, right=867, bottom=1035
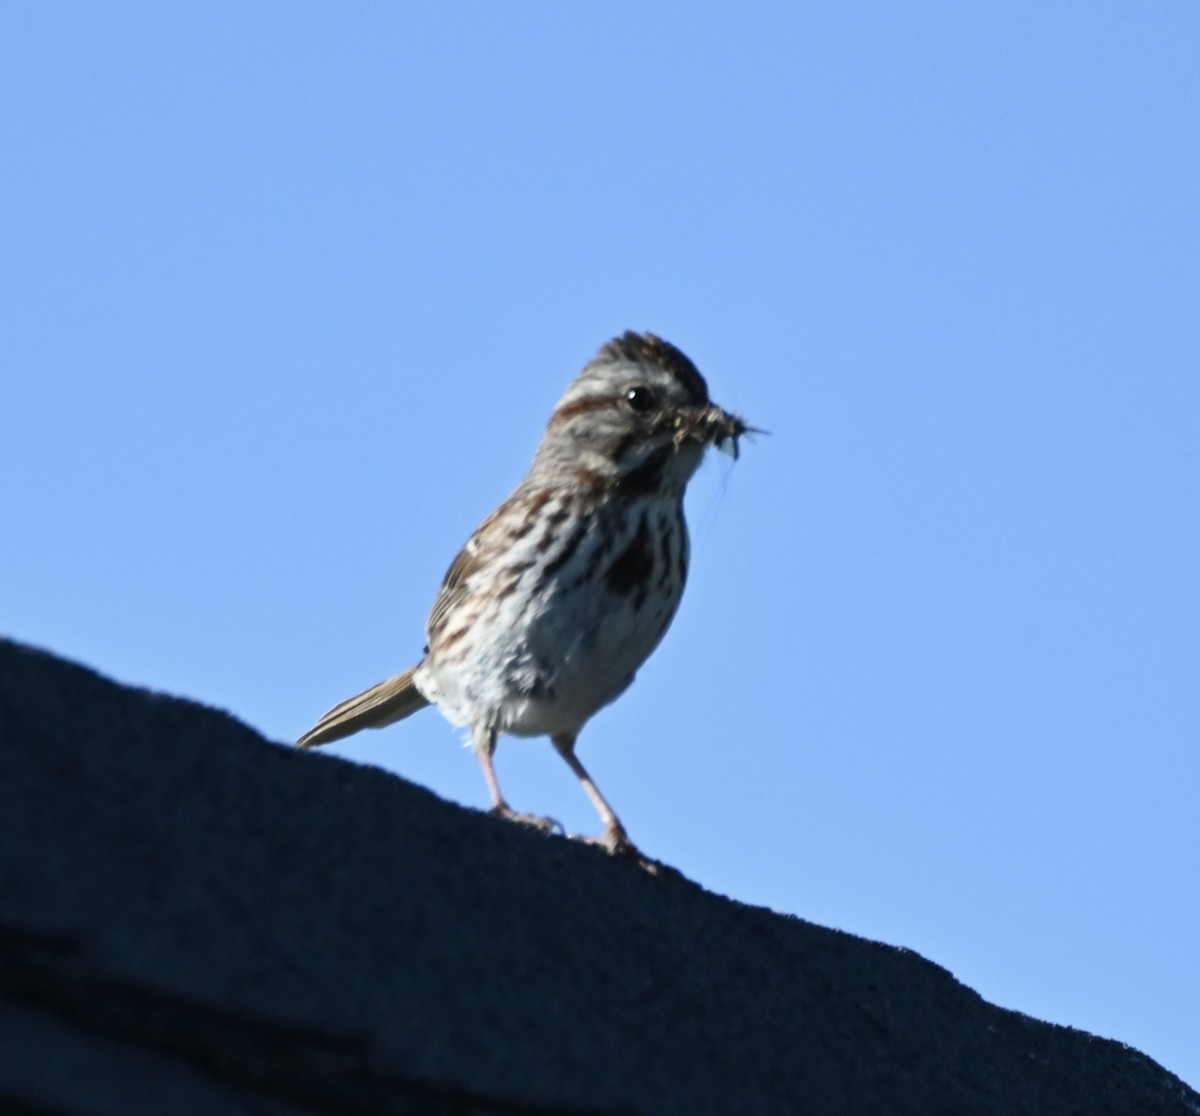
left=571, top=823, right=674, bottom=877
left=488, top=804, right=565, bottom=837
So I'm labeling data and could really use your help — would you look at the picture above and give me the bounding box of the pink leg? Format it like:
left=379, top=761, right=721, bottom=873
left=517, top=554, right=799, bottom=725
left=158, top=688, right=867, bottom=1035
left=551, top=733, right=640, bottom=857
left=473, top=725, right=561, bottom=835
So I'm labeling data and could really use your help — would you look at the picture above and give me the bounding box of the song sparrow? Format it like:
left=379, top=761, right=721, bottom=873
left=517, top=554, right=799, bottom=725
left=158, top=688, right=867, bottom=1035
left=297, top=332, right=749, bottom=864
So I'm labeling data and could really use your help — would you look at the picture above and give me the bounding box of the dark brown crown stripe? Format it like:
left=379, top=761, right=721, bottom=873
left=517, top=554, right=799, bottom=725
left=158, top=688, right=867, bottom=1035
left=597, top=332, right=710, bottom=405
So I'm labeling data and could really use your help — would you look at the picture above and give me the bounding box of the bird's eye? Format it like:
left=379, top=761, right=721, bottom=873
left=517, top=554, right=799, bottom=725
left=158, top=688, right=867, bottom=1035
left=623, top=385, right=655, bottom=413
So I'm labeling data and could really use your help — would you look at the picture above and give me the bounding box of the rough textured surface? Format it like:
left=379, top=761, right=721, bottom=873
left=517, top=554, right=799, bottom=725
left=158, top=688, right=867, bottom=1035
left=0, top=637, right=1196, bottom=1116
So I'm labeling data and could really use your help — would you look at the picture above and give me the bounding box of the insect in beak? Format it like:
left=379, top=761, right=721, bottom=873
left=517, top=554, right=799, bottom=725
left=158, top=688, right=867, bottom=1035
left=670, top=405, right=760, bottom=460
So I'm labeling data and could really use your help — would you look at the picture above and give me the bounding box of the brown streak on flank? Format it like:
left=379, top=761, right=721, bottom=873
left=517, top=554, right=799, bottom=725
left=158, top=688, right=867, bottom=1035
left=542, top=520, right=589, bottom=578
left=504, top=520, right=536, bottom=543
left=574, top=466, right=610, bottom=491
left=503, top=490, right=552, bottom=541
left=548, top=395, right=613, bottom=427
left=525, top=489, right=553, bottom=516
left=485, top=559, right=535, bottom=603
left=437, top=625, right=470, bottom=650
left=493, top=578, right=523, bottom=603
left=536, top=505, right=571, bottom=551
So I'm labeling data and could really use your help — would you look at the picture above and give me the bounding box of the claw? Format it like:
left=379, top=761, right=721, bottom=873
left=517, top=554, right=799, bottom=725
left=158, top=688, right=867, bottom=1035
left=489, top=804, right=564, bottom=837
left=568, top=823, right=674, bottom=876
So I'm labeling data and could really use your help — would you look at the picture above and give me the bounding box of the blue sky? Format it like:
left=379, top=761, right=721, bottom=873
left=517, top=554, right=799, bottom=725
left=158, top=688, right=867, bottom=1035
left=3, top=4, right=1197, bottom=1089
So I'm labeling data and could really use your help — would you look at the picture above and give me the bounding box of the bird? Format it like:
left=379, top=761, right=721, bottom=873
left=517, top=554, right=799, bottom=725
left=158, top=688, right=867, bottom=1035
left=297, top=332, right=749, bottom=864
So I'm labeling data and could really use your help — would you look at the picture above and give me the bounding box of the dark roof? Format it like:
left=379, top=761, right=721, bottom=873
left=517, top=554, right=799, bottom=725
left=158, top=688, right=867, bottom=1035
left=1, top=636, right=1195, bottom=1115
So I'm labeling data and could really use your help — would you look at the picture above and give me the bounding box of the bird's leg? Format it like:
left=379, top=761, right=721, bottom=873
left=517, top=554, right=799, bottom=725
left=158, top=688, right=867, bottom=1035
left=473, top=725, right=562, bottom=835
left=551, top=733, right=642, bottom=859
left=474, top=725, right=509, bottom=811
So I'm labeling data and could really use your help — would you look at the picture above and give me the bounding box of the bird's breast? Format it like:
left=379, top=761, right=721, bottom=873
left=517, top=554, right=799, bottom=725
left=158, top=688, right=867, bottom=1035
left=423, top=490, right=689, bottom=737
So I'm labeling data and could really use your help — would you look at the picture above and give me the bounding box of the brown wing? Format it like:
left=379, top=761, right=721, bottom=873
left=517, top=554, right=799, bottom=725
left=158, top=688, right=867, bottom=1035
left=424, top=488, right=542, bottom=641
left=424, top=496, right=508, bottom=633
left=426, top=525, right=489, bottom=638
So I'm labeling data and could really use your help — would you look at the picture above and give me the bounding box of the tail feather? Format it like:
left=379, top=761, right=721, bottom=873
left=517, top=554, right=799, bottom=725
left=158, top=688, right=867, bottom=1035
left=296, top=664, right=431, bottom=749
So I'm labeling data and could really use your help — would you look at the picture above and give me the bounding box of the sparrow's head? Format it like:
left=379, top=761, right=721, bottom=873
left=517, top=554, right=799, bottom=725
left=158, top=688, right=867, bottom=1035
left=531, top=332, right=749, bottom=494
